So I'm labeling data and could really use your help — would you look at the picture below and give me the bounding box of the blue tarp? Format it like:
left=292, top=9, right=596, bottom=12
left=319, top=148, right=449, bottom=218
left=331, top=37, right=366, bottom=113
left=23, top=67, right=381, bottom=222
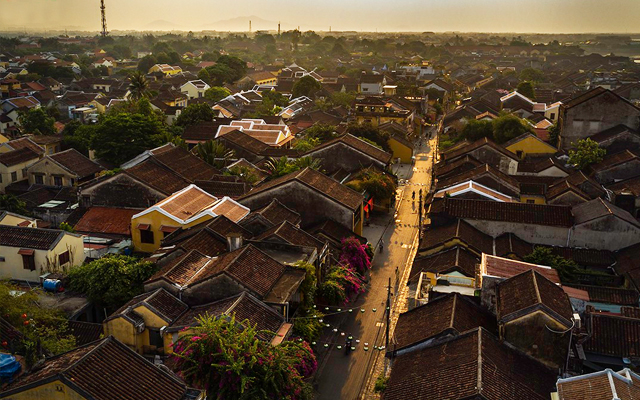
left=0, top=353, right=21, bottom=380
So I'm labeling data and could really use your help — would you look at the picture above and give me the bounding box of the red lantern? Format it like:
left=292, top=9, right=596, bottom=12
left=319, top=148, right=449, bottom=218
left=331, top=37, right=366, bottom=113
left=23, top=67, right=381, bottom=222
left=1, top=341, right=7, bottom=347
left=23, top=320, right=29, bottom=326
left=21, top=313, right=27, bottom=319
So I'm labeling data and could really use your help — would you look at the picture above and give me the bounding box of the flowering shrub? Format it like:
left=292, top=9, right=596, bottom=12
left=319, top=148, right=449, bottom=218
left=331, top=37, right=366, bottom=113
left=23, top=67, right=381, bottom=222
left=319, top=264, right=366, bottom=305
left=171, top=314, right=316, bottom=400
left=293, top=310, right=325, bottom=342
left=339, top=237, right=372, bottom=275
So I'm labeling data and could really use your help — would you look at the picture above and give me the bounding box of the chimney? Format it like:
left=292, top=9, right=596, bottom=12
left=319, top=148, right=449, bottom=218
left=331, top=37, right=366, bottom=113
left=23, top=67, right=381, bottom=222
left=227, top=233, right=243, bottom=251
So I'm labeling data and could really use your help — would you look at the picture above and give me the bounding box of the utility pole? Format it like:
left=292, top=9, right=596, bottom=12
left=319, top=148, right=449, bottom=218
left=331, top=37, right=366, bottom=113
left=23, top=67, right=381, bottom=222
left=385, top=277, right=391, bottom=350
left=278, top=22, right=281, bottom=36
left=418, top=188, right=423, bottom=230
left=100, top=0, right=108, bottom=37
left=249, top=20, right=252, bottom=33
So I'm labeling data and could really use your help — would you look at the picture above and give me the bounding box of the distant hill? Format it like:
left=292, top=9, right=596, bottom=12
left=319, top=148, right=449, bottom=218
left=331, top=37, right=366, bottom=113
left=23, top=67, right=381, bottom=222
left=202, top=16, right=294, bottom=32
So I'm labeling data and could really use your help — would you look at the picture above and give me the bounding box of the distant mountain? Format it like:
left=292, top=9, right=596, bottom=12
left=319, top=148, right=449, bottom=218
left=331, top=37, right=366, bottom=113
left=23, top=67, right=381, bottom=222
left=146, top=20, right=180, bottom=30
left=202, top=16, right=293, bottom=32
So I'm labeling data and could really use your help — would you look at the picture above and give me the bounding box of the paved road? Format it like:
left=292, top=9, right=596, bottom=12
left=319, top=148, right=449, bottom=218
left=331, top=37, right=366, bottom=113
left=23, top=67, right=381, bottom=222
left=314, top=133, right=435, bottom=400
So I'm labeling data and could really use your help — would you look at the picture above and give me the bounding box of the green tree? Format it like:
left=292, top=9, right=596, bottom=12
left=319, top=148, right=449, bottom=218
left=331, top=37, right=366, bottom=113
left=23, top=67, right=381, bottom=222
left=523, top=247, right=580, bottom=283
left=346, top=123, right=390, bottom=150
left=171, top=314, right=316, bottom=400
left=293, top=137, right=320, bottom=152
left=461, top=119, right=494, bottom=141
left=492, top=114, right=533, bottom=144
left=195, top=139, right=234, bottom=169
left=175, top=103, right=214, bottom=127
left=292, top=76, right=322, bottom=99
left=519, top=68, right=545, bottom=83
left=347, top=169, right=397, bottom=203
left=137, top=54, right=157, bottom=73
left=302, top=123, right=336, bottom=143
left=0, top=194, right=29, bottom=215
left=91, top=113, right=165, bottom=165
left=330, top=91, right=356, bottom=108
left=548, top=123, right=560, bottom=147
left=516, top=81, right=536, bottom=100
left=204, top=86, right=231, bottom=102
left=67, top=255, right=158, bottom=311
left=226, top=165, right=260, bottom=184
left=18, top=108, right=55, bottom=135
left=127, top=71, right=150, bottom=101
left=262, top=90, right=290, bottom=107
left=568, top=138, right=606, bottom=170
left=62, top=120, right=95, bottom=156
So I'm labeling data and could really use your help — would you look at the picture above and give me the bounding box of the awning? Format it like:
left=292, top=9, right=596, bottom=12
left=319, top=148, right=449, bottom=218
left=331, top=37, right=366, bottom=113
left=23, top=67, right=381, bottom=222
left=160, top=226, right=179, bottom=234
left=137, top=223, right=150, bottom=230
left=18, top=249, right=34, bottom=256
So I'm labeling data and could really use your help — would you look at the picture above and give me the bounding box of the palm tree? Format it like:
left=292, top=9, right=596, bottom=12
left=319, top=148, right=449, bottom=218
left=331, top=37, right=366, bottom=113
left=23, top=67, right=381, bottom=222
left=194, top=140, right=234, bottom=169
left=0, top=194, right=28, bottom=215
left=263, top=156, right=291, bottom=178
left=128, top=71, right=149, bottom=101
left=295, top=156, right=322, bottom=170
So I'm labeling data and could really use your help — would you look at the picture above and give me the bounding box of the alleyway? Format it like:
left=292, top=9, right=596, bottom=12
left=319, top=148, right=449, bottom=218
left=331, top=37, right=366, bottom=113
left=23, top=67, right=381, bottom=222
left=314, top=131, right=436, bottom=400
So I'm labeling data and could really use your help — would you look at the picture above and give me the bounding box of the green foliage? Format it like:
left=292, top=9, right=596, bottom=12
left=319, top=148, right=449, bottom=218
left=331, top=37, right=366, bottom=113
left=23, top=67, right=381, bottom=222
left=303, top=123, right=337, bottom=143
left=195, top=140, right=234, bottom=169
left=293, top=137, right=320, bottom=152
left=346, top=123, right=390, bottom=150
left=348, top=169, right=397, bottom=201
left=318, top=279, right=346, bottom=305
left=67, top=255, right=159, bottom=311
left=137, top=54, right=157, bottom=72
left=262, top=90, right=290, bottom=107
left=0, top=281, right=76, bottom=365
left=227, top=165, right=260, bottom=184
left=292, top=76, right=322, bottom=99
left=128, top=71, right=150, bottom=101
left=59, top=222, right=75, bottom=233
left=204, top=86, right=231, bottom=102
left=461, top=119, right=494, bottom=141
left=374, top=373, right=389, bottom=393
left=492, top=114, right=533, bottom=144
left=548, top=124, right=560, bottom=147
left=516, top=81, right=536, bottom=100
left=263, top=156, right=321, bottom=179
left=18, top=107, right=56, bottom=135
left=0, top=194, right=29, bottom=216
left=519, top=68, right=545, bottom=83
left=62, top=122, right=96, bottom=156
left=171, top=314, right=316, bottom=400
left=357, top=136, right=384, bottom=150
left=293, top=261, right=316, bottom=309
left=175, top=103, right=215, bottom=127
left=293, top=309, right=324, bottom=343
left=91, top=112, right=166, bottom=165
left=330, top=91, right=356, bottom=108
left=568, top=138, right=606, bottom=170
left=200, top=56, right=247, bottom=85
left=523, top=247, right=581, bottom=283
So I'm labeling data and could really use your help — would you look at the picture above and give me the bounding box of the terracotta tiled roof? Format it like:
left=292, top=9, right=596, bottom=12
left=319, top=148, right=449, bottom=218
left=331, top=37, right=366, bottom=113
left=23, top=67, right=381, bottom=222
left=49, top=149, right=103, bottom=179
left=434, top=155, right=482, bottom=179
left=194, top=179, right=250, bottom=199
left=436, top=163, right=519, bottom=194
left=108, top=288, right=188, bottom=324
left=306, top=218, right=365, bottom=249
left=494, top=232, right=534, bottom=258
left=149, top=250, right=213, bottom=287
left=67, top=320, right=104, bottom=346
left=304, top=133, right=393, bottom=164
left=573, top=198, right=640, bottom=228
left=384, top=328, right=557, bottom=400
left=393, top=293, right=496, bottom=351
left=442, top=137, right=518, bottom=163
left=420, top=219, right=493, bottom=255
left=565, top=285, right=639, bottom=306
left=481, top=254, right=561, bottom=284
left=157, top=185, right=218, bottom=221
left=497, top=270, right=573, bottom=325
left=432, top=198, right=574, bottom=227
left=218, top=129, right=270, bottom=155
left=126, top=159, right=190, bottom=195
left=556, top=368, right=640, bottom=400
left=590, top=150, right=639, bottom=173
left=607, top=175, right=640, bottom=197
left=3, top=337, right=194, bottom=400
left=0, top=147, right=39, bottom=167
left=546, top=180, right=590, bottom=202
left=410, top=246, right=479, bottom=282
left=254, top=198, right=301, bottom=226
left=74, top=207, right=138, bottom=236
left=240, top=168, right=363, bottom=211
left=0, top=225, right=64, bottom=250
left=255, top=220, right=324, bottom=252
left=584, top=312, right=640, bottom=358
left=169, top=292, right=284, bottom=341
left=590, top=124, right=638, bottom=143
left=562, top=86, right=608, bottom=109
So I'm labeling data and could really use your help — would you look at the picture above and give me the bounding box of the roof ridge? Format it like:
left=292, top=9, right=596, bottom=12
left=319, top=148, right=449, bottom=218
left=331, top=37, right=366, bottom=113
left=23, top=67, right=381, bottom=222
left=477, top=328, right=483, bottom=394
left=449, top=294, right=457, bottom=329
left=531, top=270, right=542, bottom=304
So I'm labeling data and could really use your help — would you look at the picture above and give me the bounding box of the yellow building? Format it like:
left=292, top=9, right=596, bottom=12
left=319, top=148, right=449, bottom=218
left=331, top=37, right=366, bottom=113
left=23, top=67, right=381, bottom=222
left=387, top=135, right=414, bottom=163
left=148, top=63, right=182, bottom=76
left=0, top=336, right=203, bottom=400
left=0, top=211, right=37, bottom=227
left=504, top=133, right=557, bottom=160
left=131, top=184, right=250, bottom=253
left=0, top=147, right=41, bottom=193
left=0, top=225, right=85, bottom=282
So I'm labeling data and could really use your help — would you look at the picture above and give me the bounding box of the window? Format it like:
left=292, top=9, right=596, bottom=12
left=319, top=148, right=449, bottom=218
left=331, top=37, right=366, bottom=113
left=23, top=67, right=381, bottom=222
left=58, top=251, right=70, bottom=265
left=550, top=113, right=556, bottom=120
left=22, top=255, right=35, bottom=271
left=140, top=228, right=154, bottom=244
left=22, top=168, right=27, bottom=178
left=11, top=172, right=17, bottom=182
left=516, top=150, right=523, bottom=159
left=589, top=121, right=601, bottom=132
left=0, top=256, right=5, bottom=262
left=34, top=174, right=44, bottom=185
left=53, top=176, right=63, bottom=186
left=527, top=199, right=536, bottom=204
left=572, top=120, right=584, bottom=131
left=149, top=329, right=163, bottom=348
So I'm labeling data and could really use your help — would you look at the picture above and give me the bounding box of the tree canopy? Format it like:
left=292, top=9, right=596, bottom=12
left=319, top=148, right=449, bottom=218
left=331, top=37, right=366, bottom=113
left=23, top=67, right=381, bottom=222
left=175, top=103, right=215, bottom=127
left=292, top=76, right=322, bottom=99
left=516, top=81, right=536, bottom=100
left=67, top=255, right=158, bottom=311
left=492, top=114, right=533, bottom=144
left=18, top=107, right=55, bottom=135
left=568, top=138, right=606, bottom=170
left=204, top=86, right=231, bottom=102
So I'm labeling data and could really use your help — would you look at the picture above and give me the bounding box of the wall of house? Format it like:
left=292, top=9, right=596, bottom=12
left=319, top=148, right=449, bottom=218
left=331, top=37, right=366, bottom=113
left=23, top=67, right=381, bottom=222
left=548, top=191, right=588, bottom=206
left=0, top=214, right=35, bottom=227
left=597, top=132, right=640, bottom=155
left=501, top=310, right=570, bottom=369
left=520, top=195, right=546, bottom=204
left=103, top=317, right=139, bottom=352
left=593, top=160, right=640, bottom=185
left=80, top=173, right=166, bottom=209
left=387, top=138, right=413, bottom=163
left=0, top=232, right=84, bottom=281
left=0, top=158, right=37, bottom=193
left=131, top=210, right=213, bottom=253
left=560, top=93, right=640, bottom=150
left=570, top=216, right=640, bottom=251
left=465, top=219, right=569, bottom=247
left=239, top=181, right=356, bottom=234
left=359, top=83, right=382, bottom=95
left=4, top=380, right=86, bottom=400
left=27, top=158, right=76, bottom=187
left=307, top=142, right=387, bottom=174
left=506, top=137, right=557, bottom=159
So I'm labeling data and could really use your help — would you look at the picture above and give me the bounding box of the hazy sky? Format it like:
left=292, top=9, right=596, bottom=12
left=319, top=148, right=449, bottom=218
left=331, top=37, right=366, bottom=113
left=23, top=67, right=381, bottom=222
left=2, top=0, right=640, bottom=33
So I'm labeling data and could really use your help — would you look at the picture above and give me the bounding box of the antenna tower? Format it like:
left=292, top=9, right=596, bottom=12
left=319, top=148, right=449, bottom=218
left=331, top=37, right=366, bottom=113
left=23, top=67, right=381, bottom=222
left=100, top=0, right=108, bottom=37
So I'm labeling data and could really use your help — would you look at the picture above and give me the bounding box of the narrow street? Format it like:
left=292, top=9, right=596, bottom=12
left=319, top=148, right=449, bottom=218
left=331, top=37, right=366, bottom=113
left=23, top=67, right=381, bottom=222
left=314, top=130, right=436, bottom=400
